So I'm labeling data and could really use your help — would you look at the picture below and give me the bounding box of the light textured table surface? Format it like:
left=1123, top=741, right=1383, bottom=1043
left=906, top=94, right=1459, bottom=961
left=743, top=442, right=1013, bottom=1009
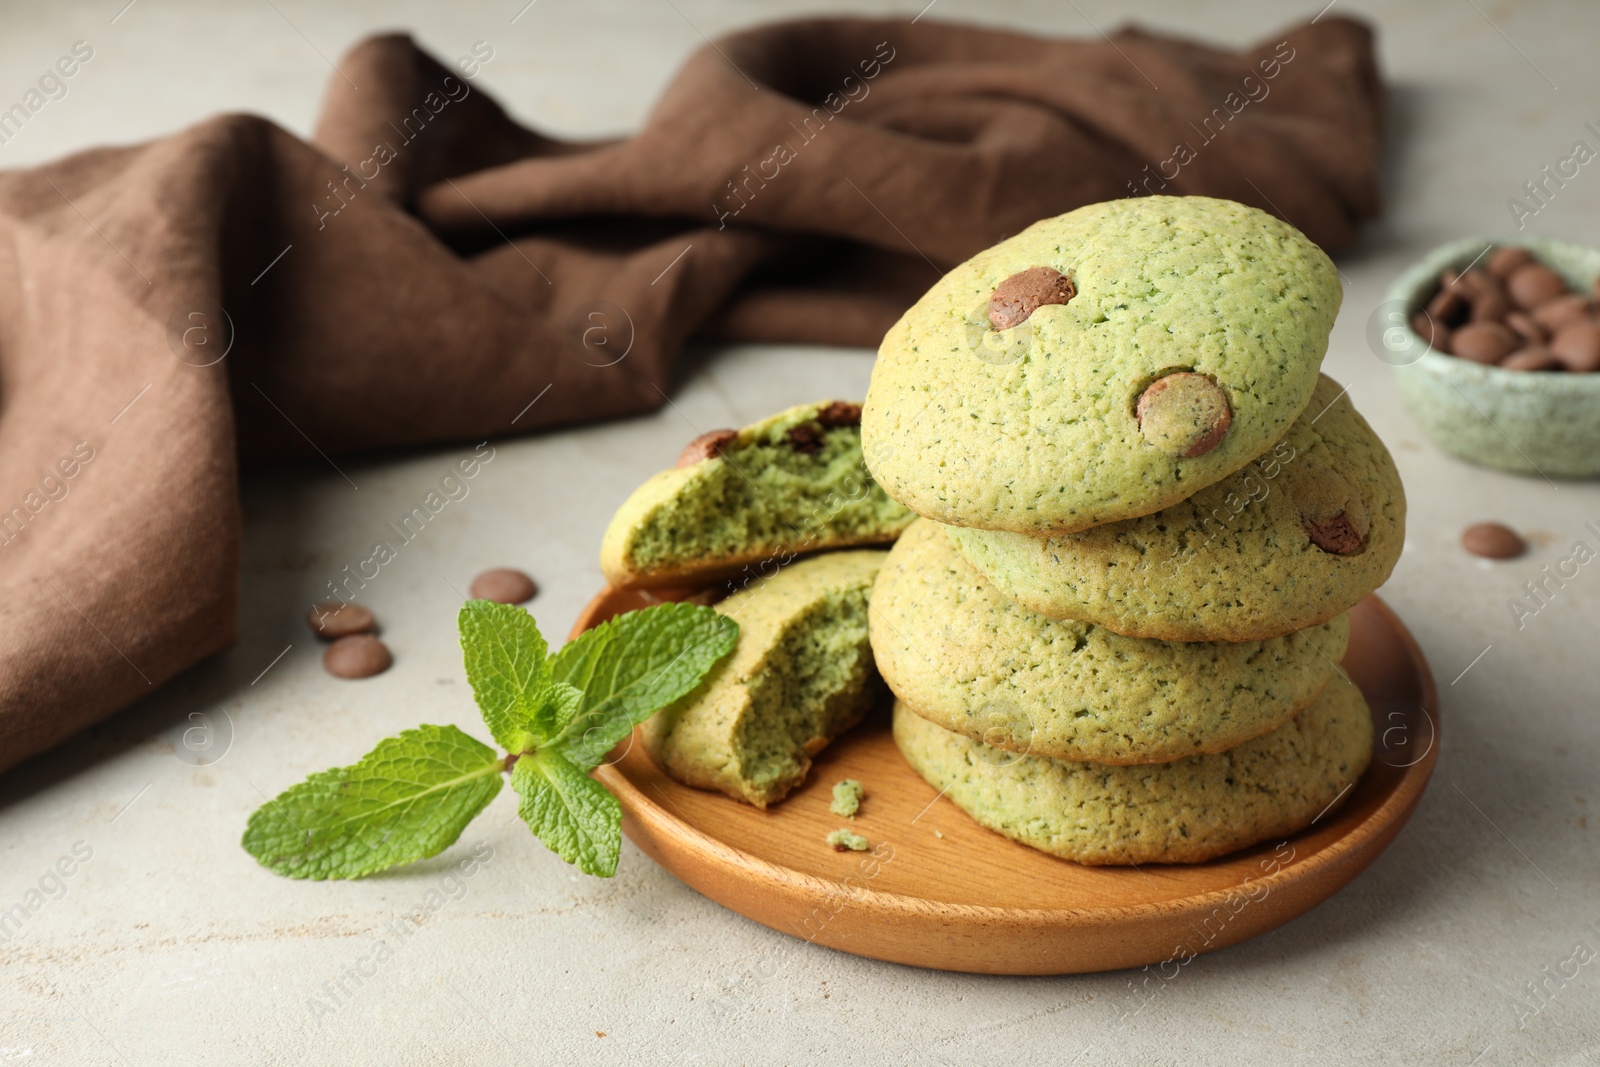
left=3, top=1, right=1599, bottom=1064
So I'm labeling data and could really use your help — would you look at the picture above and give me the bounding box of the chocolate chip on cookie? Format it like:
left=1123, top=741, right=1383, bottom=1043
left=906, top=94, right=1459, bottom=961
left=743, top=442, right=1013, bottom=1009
left=987, top=267, right=1075, bottom=330
left=676, top=429, right=738, bottom=468
left=787, top=424, right=823, bottom=453
left=1135, top=372, right=1232, bottom=458
left=1297, top=468, right=1369, bottom=555
left=1305, top=512, right=1367, bottom=555
left=815, top=401, right=862, bottom=427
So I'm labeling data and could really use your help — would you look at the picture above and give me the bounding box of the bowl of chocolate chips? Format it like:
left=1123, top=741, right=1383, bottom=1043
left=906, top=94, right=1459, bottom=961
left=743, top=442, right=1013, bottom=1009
left=1383, top=236, right=1600, bottom=477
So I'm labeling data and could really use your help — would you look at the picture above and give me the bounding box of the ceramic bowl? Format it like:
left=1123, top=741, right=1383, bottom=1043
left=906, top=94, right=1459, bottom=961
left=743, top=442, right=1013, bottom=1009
left=1380, top=235, right=1600, bottom=478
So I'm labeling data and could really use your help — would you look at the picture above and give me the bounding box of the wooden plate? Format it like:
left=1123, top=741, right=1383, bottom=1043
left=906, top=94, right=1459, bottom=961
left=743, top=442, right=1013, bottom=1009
left=573, top=592, right=1438, bottom=975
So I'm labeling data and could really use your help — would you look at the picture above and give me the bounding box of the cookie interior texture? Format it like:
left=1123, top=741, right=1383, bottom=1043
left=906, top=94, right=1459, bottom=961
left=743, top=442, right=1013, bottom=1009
left=862, top=195, right=1341, bottom=535
left=892, top=678, right=1373, bottom=866
left=869, top=520, right=1349, bottom=764
left=600, top=401, right=915, bottom=588
left=641, top=550, right=887, bottom=808
left=946, top=375, right=1406, bottom=641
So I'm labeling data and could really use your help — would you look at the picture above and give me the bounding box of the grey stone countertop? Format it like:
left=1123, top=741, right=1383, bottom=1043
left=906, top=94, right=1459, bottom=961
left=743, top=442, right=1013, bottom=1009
left=1, top=0, right=1597, bottom=1063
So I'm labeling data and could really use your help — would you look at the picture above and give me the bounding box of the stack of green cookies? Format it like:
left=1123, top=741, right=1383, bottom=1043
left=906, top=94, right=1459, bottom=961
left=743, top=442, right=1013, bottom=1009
left=861, top=196, right=1407, bottom=865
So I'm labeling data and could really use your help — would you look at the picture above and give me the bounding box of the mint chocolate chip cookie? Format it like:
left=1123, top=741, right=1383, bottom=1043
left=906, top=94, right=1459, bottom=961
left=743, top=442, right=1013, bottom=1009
left=869, top=520, right=1349, bottom=764
left=861, top=196, right=1341, bottom=535
left=641, top=550, right=887, bottom=808
left=893, top=677, right=1373, bottom=866
left=601, top=401, right=913, bottom=589
left=947, top=376, right=1405, bottom=642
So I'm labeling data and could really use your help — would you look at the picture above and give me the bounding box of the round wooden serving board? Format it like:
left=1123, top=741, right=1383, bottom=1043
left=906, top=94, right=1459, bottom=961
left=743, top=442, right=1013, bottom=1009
left=572, top=591, right=1438, bottom=975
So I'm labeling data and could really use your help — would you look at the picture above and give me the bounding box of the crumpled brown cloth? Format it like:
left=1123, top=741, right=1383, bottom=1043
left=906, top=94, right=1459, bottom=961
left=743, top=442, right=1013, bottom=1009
left=0, top=16, right=1382, bottom=774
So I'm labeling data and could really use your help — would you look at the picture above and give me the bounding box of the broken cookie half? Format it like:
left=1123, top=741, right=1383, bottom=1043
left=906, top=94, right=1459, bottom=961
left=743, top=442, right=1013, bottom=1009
left=601, top=400, right=915, bottom=589
left=641, top=550, right=887, bottom=808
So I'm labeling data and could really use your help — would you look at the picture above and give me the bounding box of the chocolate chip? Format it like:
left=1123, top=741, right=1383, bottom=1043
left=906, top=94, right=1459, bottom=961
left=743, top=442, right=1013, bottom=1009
left=1296, top=467, right=1368, bottom=556
left=786, top=424, right=823, bottom=453
left=1450, top=322, right=1517, bottom=365
left=1411, top=312, right=1450, bottom=352
left=1134, top=372, right=1232, bottom=458
left=470, top=567, right=538, bottom=605
left=307, top=601, right=375, bottom=640
left=323, top=635, right=392, bottom=679
left=1533, top=293, right=1589, bottom=332
left=1470, top=287, right=1510, bottom=322
left=1462, top=522, right=1525, bottom=559
left=1426, top=274, right=1470, bottom=327
left=814, top=401, right=862, bottom=428
left=1506, top=311, right=1546, bottom=345
left=1550, top=320, right=1600, bottom=372
left=1487, top=246, right=1535, bottom=279
left=1500, top=346, right=1563, bottom=372
left=987, top=267, right=1075, bottom=330
left=1507, top=263, right=1568, bottom=310
left=676, top=429, right=737, bottom=468
left=1305, top=512, right=1366, bottom=555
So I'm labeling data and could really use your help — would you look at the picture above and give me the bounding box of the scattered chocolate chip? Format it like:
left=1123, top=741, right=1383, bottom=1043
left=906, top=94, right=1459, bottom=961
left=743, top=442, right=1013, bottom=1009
left=1449, top=322, right=1517, bottom=365
left=323, top=635, right=392, bottom=679
left=987, top=267, right=1075, bottom=330
left=786, top=424, right=823, bottom=453
left=1550, top=320, right=1600, bottom=372
left=470, top=567, right=539, bottom=604
left=307, top=601, right=375, bottom=640
left=814, top=401, right=862, bottom=427
left=1462, top=522, right=1526, bottom=559
left=1507, top=263, right=1567, bottom=310
left=1305, top=512, right=1366, bottom=555
left=1500, top=346, right=1564, bottom=372
left=1487, top=246, right=1535, bottom=279
left=1134, top=372, right=1232, bottom=458
left=676, top=429, right=737, bottom=468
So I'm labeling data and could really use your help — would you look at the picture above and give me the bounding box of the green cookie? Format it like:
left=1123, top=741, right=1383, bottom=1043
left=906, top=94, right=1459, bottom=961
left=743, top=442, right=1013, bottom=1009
left=893, top=677, right=1373, bottom=866
left=869, top=520, right=1349, bottom=764
left=641, top=550, right=886, bottom=808
left=947, top=376, right=1405, bottom=642
left=601, top=401, right=914, bottom=589
left=861, top=196, right=1341, bottom=534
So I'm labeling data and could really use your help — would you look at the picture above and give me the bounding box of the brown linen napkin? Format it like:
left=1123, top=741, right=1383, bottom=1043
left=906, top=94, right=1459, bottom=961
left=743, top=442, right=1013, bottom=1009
left=0, top=15, right=1383, bottom=774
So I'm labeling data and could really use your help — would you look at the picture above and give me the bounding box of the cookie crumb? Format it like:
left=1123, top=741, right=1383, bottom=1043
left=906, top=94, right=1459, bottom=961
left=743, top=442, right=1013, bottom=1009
left=596, top=1031, right=606, bottom=1038
left=826, top=828, right=868, bottom=852
left=830, top=779, right=864, bottom=818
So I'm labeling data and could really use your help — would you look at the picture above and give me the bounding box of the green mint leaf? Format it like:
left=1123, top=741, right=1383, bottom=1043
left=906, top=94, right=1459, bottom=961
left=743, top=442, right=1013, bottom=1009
left=548, top=602, right=739, bottom=770
left=511, top=750, right=622, bottom=877
left=242, top=724, right=502, bottom=880
left=459, top=599, right=580, bottom=752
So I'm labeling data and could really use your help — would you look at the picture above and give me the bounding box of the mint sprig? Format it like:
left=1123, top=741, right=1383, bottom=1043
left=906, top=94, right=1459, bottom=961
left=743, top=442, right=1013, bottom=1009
left=242, top=725, right=503, bottom=880
left=243, top=601, right=737, bottom=880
